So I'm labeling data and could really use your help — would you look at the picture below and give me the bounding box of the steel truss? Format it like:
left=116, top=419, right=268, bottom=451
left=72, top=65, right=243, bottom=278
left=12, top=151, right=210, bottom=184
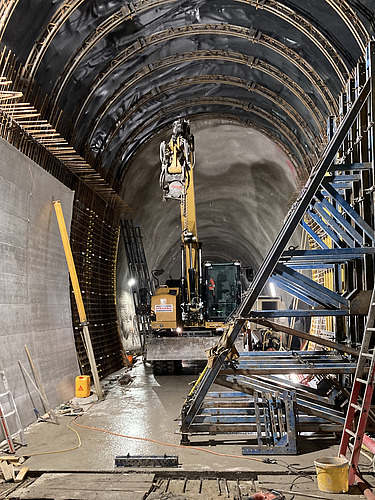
left=179, top=41, right=375, bottom=449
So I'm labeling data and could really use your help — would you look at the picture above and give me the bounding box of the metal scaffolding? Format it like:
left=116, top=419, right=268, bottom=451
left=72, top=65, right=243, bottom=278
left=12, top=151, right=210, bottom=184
left=179, top=40, right=375, bottom=450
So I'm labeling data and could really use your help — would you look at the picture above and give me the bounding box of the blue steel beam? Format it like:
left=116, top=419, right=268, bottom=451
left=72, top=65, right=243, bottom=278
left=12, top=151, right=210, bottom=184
left=179, top=75, right=371, bottom=436
left=321, top=178, right=375, bottom=242
left=208, top=380, right=345, bottom=424
left=289, top=264, right=335, bottom=269
left=236, top=350, right=346, bottom=357
left=271, top=274, right=322, bottom=306
left=215, top=375, right=338, bottom=405
left=331, top=174, right=361, bottom=182
left=329, top=162, right=372, bottom=171
left=189, top=419, right=342, bottom=433
left=300, top=220, right=329, bottom=249
left=281, top=247, right=375, bottom=261
left=274, top=263, right=349, bottom=307
left=330, top=183, right=354, bottom=189
left=280, top=248, right=375, bottom=268
left=273, top=269, right=342, bottom=307
left=249, top=309, right=347, bottom=317
left=315, top=192, right=364, bottom=244
left=307, top=210, right=343, bottom=247
left=230, top=362, right=351, bottom=370
left=313, top=202, right=356, bottom=247
left=193, top=413, right=344, bottom=424
left=221, top=365, right=355, bottom=374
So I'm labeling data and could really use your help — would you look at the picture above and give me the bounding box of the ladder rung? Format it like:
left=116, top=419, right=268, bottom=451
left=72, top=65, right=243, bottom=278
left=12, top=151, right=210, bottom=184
left=356, top=378, right=368, bottom=385
left=361, top=353, right=373, bottom=358
left=0, top=391, right=11, bottom=398
left=2, top=410, right=15, bottom=418
left=351, top=403, right=362, bottom=411
left=345, top=429, right=356, bottom=438
left=367, top=327, right=375, bottom=331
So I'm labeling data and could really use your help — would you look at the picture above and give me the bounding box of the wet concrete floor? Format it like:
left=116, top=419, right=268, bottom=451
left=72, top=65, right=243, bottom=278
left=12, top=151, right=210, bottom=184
left=6, top=360, right=375, bottom=498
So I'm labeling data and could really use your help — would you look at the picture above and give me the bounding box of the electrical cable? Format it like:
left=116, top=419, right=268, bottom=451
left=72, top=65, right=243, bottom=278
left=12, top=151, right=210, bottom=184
left=275, top=459, right=316, bottom=474
left=19, top=403, right=95, bottom=458
left=72, top=414, right=266, bottom=463
left=288, top=474, right=315, bottom=500
left=20, top=418, right=82, bottom=458
left=20, top=401, right=316, bottom=474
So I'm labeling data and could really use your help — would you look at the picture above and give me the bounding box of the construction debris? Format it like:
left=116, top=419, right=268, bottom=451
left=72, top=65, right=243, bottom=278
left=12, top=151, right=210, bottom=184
left=0, top=456, right=28, bottom=483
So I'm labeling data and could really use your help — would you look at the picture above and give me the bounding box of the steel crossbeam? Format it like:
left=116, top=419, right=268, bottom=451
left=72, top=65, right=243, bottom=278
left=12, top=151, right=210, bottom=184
left=307, top=209, right=343, bottom=246
left=211, top=382, right=346, bottom=425
left=314, top=191, right=364, bottom=245
left=221, top=364, right=355, bottom=374
left=321, top=178, right=375, bottom=242
left=281, top=247, right=375, bottom=262
left=328, top=162, right=372, bottom=171
left=273, top=263, right=349, bottom=307
left=313, top=201, right=356, bottom=247
left=179, top=74, right=371, bottom=441
left=270, top=274, right=322, bottom=306
left=300, top=219, right=329, bottom=249
left=331, top=174, right=361, bottom=182
left=249, top=309, right=348, bottom=317
left=187, top=420, right=342, bottom=434
left=221, top=351, right=356, bottom=374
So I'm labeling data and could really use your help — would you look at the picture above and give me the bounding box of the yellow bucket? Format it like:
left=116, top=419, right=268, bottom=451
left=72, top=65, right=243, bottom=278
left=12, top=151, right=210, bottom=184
left=314, top=456, right=349, bottom=493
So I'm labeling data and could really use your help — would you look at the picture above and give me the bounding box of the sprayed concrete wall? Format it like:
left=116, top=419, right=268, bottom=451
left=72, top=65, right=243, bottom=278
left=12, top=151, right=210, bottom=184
left=116, top=121, right=300, bottom=348
left=0, top=138, right=80, bottom=442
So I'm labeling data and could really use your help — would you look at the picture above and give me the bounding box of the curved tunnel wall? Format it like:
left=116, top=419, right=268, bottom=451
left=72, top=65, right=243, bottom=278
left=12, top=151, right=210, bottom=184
left=0, top=1, right=374, bottom=372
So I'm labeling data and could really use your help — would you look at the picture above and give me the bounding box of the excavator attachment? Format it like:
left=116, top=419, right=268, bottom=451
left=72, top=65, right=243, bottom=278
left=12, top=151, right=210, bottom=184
left=159, top=118, right=194, bottom=201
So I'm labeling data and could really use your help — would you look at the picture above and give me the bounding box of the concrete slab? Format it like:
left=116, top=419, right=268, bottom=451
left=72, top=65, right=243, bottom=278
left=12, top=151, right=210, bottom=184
left=5, top=361, right=374, bottom=498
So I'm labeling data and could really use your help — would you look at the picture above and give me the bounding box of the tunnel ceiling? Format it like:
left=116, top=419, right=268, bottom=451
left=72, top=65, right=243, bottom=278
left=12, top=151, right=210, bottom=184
left=1, top=1, right=375, bottom=274
left=1, top=0, right=375, bottom=193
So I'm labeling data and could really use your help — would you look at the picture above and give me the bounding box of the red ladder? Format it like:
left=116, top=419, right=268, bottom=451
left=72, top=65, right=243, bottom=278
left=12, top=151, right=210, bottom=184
left=339, top=289, right=375, bottom=485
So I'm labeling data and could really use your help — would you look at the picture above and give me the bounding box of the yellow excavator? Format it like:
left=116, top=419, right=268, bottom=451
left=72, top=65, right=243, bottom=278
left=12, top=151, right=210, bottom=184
left=147, top=119, right=242, bottom=374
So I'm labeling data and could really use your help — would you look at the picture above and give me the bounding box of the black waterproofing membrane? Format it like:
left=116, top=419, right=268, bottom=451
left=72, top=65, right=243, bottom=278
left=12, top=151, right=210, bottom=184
left=2, top=0, right=375, bottom=186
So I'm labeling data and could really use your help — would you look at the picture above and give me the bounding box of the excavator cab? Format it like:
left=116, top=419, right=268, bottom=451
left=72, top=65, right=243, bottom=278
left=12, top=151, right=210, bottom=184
left=204, top=262, right=241, bottom=323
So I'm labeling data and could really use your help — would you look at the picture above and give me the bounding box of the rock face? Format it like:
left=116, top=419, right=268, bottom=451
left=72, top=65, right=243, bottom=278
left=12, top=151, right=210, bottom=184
left=117, top=119, right=298, bottom=345
left=121, top=119, right=298, bottom=277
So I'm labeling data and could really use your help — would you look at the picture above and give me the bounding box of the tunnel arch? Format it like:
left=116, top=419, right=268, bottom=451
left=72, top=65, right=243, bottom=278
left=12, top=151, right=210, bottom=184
left=0, top=0, right=374, bottom=370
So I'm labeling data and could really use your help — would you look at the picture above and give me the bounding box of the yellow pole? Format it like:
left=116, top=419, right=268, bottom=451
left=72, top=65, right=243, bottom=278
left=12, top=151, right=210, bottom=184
left=53, top=201, right=103, bottom=400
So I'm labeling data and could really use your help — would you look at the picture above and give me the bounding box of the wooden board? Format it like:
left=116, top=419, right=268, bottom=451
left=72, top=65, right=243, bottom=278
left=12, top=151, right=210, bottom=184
left=15, top=467, right=29, bottom=482
left=0, top=461, right=14, bottom=482
left=12, top=473, right=155, bottom=499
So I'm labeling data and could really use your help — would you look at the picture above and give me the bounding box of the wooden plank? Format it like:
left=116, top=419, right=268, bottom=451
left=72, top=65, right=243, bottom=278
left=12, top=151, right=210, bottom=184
left=36, top=473, right=154, bottom=487
left=0, top=461, right=15, bottom=481
left=15, top=466, right=29, bottom=482
left=13, top=473, right=155, bottom=499
left=0, top=455, right=20, bottom=462
left=15, top=488, right=147, bottom=499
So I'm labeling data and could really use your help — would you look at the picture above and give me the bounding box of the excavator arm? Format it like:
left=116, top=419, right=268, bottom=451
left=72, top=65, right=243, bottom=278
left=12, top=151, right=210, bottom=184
left=159, top=119, right=203, bottom=324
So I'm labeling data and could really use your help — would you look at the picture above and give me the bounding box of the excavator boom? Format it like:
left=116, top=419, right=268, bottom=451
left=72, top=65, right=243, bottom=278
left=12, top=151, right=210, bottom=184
left=159, top=118, right=202, bottom=324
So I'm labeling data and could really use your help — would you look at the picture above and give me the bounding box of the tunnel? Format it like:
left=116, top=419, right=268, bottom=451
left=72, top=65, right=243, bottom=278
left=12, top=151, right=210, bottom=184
left=0, top=0, right=375, bottom=441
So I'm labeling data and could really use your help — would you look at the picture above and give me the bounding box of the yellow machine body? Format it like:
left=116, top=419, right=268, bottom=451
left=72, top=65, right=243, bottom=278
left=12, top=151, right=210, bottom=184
left=151, top=286, right=181, bottom=329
